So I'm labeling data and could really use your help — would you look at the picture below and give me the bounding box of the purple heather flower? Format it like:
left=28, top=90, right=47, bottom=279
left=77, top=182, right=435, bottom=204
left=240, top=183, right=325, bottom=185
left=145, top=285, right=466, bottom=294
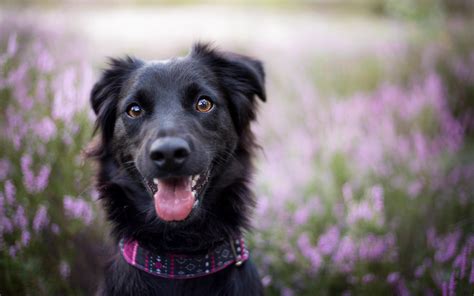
left=414, top=264, right=425, bottom=279
left=333, top=236, right=356, bottom=273
left=387, top=272, right=400, bottom=284
left=6, top=33, right=17, bottom=57
left=370, top=185, right=384, bottom=212
left=21, top=154, right=36, bottom=193
left=20, top=155, right=51, bottom=193
left=470, top=259, right=474, bottom=284
left=13, top=205, right=27, bottom=230
left=396, top=279, right=411, bottom=296
left=36, top=47, right=54, bottom=73
left=358, top=233, right=395, bottom=262
left=293, top=206, right=310, bottom=226
left=347, top=200, right=374, bottom=224
left=342, top=183, right=353, bottom=203
left=281, top=287, right=294, bottom=296
left=4, top=179, right=15, bottom=205
left=51, top=223, right=60, bottom=234
left=9, top=245, right=17, bottom=258
left=284, top=250, right=296, bottom=263
left=59, top=261, right=70, bottom=279
left=448, top=272, right=456, bottom=296
left=63, top=195, right=93, bottom=225
left=442, top=281, right=448, bottom=296
left=0, top=159, right=11, bottom=181
left=33, top=205, right=49, bottom=233
left=297, top=232, right=322, bottom=272
left=453, top=246, right=468, bottom=279
left=261, top=275, right=272, bottom=287
left=362, top=273, right=375, bottom=284
left=34, top=117, right=57, bottom=142
left=434, top=230, right=461, bottom=263
left=1, top=217, right=13, bottom=234
left=317, top=226, right=340, bottom=256
left=34, top=165, right=51, bottom=193
left=21, top=230, right=30, bottom=246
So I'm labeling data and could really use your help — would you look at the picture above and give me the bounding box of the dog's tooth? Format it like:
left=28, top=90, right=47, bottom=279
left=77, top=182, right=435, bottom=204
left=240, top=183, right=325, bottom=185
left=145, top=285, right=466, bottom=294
left=192, top=180, right=197, bottom=188
left=193, top=199, right=199, bottom=208
left=153, top=178, right=158, bottom=185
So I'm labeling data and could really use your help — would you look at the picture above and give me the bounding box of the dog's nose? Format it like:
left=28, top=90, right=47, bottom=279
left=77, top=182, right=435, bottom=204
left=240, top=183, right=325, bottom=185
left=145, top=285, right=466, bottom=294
left=149, top=137, right=190, bottom=170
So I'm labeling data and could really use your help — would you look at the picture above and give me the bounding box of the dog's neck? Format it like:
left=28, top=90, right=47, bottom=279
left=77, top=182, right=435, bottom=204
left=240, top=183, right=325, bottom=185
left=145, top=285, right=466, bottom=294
left=118, top=235, right=249, bottom=279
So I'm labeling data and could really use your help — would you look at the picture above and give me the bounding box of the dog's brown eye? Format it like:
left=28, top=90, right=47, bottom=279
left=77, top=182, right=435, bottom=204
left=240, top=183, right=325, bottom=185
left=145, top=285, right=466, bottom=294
left=126, top=103, right=143, bottom=118
left=196, top=97, right=213, bottom=113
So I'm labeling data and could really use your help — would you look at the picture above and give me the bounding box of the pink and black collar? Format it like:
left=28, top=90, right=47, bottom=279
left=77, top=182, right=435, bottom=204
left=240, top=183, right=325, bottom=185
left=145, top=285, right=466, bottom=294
left=119, top=237, right=249, bottom=279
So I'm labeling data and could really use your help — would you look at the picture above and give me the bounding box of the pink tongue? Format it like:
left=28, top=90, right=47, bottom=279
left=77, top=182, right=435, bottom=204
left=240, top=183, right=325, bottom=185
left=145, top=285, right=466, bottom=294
left=154, top=178, right=195, bottom=221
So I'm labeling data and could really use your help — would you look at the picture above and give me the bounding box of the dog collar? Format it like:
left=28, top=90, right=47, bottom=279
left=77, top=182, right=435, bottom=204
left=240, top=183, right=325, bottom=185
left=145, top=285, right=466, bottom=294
left=119, top=236, right=249, bottom=279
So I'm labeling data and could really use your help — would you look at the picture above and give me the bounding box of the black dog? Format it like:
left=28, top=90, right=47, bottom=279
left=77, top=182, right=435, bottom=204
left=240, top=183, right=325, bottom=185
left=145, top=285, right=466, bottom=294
left=88, top=43, right=266, bottom=296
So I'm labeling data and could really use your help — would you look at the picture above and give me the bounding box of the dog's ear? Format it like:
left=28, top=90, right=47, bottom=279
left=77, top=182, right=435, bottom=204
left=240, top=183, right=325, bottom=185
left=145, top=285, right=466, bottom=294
left=90, top=56, right=143, bottom=140
left=191, top=43, right=266, bottom=132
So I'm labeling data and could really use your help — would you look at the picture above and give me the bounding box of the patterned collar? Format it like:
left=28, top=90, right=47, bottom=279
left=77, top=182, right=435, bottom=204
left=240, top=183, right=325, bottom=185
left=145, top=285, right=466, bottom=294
left=119, top=236, right=249, bottom=279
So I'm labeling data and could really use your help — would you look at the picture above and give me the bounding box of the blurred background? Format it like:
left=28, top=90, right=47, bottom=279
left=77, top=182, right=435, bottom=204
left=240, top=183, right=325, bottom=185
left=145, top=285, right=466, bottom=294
left=1, top=0, right=473, bottom=295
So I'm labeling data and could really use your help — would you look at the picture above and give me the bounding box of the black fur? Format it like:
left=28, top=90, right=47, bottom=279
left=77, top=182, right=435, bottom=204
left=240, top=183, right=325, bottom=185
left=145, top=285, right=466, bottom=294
left=88, top=43, right=265, bottom=296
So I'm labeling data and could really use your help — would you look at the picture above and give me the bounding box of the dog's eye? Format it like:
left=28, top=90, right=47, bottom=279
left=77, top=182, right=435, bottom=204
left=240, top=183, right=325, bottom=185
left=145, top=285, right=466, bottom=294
left=195, top=97, right=214, bottom=113
left=126, top=103, right=143, bottom=118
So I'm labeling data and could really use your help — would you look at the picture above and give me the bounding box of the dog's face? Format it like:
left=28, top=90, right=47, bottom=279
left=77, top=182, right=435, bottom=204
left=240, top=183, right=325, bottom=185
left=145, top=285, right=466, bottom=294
left=90, top=44, right=265, bottom=228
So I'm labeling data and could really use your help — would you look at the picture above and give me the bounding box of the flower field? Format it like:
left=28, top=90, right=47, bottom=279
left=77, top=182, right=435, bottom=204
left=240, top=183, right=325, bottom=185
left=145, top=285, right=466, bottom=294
left=1, top=3, right=473, bottom=295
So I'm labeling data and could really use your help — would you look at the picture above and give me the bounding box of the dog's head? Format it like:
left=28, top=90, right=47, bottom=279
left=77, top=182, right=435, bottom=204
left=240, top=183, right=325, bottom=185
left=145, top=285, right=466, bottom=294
left=89, top=44, right=265, bottom=241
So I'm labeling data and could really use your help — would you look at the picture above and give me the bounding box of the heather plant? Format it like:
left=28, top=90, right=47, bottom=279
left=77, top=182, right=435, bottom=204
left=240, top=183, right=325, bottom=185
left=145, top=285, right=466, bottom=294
left=0, top=19, right=102, bottom=294
left=251, top=29, right=474, bottom=296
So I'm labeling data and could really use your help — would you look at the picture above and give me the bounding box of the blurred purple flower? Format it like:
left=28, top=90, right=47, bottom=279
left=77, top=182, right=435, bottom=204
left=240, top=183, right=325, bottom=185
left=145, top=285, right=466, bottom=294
left=13, top=205, right=27, bottom=230
left=453, top=246, right=467, bottom=279
left=34, top=117, right=57, bottom=142
left=293, top=207, right=310, bottom=226
left=59, top=261, right=70, bottom=279
left=35, top=165, right=51, bottom=193
left=342, top=182, right=353, bottom=203
left=36, top=45, right=54, bottom=73
left=63, top=195, right=93, bottom=225
left=51, top=223, right=60, bottom=234
left=0, top=159, right=11, bottom=181
left=1, top=217, right=13, bottom=234
left=281, top=287, right=294, bottom=296
left=261, top=275, right=272, bottom=287
left=9, top=245, right=17, bottom=258
left=32, top=205, right=49, bottom=233
left=370, top=185, right=384, bottom=212
left=4, top=179, right=16, bottom=205
left=448, top=272, right=456, bottom=296
left=297, top=232, right=322, bottom=272
left=6, top=33, right=18, bottom=57
left=414, top=259, right=431, bottom=278
left=317, top=226, right=340, bottom=256
left=387, top=272, right=400, bottom=284
left=470, top=259, right=474, bottom=284
left=433, top=230, right=461, bottom=263
left=21, top=230, right=30, bottom=246
left=347, top=200, right=374, bottom=225
left=21, top=154, right=51, bottom=193
left=396, top=279, right=411, bottom=296
left=333, top=236, right=356, bottom=273
left=21, top=154, right=36, bottom=193
left=362, top=273, right=375, bottom=284
left=358, top=233, right=395, bottom=262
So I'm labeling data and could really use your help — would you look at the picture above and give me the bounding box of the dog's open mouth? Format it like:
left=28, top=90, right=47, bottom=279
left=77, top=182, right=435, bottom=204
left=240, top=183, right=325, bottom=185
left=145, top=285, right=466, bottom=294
left=145, top=170, right=209, bottom=222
